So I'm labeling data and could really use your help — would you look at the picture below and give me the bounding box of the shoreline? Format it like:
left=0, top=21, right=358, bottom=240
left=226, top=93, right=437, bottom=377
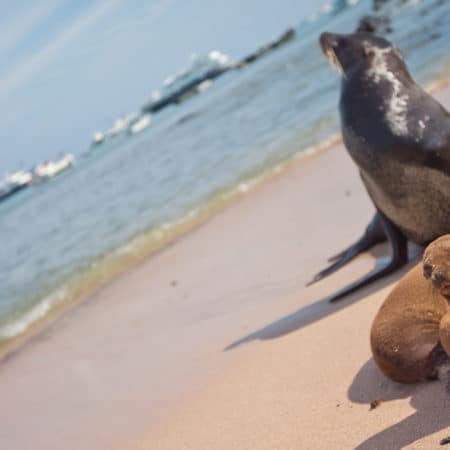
left=0, top=131, right=343, bottom=362
left=4, top=73, right=450, bottom=360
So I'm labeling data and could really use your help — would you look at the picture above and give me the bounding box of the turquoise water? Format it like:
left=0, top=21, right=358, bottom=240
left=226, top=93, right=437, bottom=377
left=1, top=0, right=450, bottom=342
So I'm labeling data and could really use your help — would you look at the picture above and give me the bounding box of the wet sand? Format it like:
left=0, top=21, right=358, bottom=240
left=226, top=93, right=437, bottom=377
left=2, top=88, right=450, bottom=449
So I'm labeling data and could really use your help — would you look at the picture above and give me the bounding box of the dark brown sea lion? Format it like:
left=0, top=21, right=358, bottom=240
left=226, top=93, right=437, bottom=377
left=310, top=31, right=450, bottom=302
left=371, top=235, right=450, bottom=383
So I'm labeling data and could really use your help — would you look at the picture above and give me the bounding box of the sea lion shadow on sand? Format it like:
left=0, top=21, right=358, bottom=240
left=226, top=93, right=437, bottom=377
left=348, top=359, right=450, bottom=449
left=224, top=250, right=413, bottom=351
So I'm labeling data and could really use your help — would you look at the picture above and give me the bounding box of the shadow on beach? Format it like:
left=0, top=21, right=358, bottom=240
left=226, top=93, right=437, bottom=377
left=224, top=254, right=414, bottom=351
left=348, top=359, right=450, bottom=449
left=224, top=239, right=449, bottom=447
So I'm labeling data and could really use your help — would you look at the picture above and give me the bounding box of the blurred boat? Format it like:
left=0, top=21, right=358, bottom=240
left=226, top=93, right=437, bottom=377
left=142, top=51, right=234, bottom=114
left=105, top=116, right=133, bottom=139
left=34, top=154, right=75, bottom=179
left=196, top=79, right=213, bottom=93
left=0, top=170, right=33, bottom=203
left=91, top=114, right=138, bottom=146
left=321, top=3, right=334, bottom=13
left=240, top=28, right=295, bottom=65
left=92, top=131, right=105, bottom=145
left=128, top=114, right=152, bottom=135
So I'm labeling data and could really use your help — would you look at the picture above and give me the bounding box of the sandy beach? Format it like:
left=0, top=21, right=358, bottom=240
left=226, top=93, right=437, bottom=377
left=2, top=87, right=450, bottom=450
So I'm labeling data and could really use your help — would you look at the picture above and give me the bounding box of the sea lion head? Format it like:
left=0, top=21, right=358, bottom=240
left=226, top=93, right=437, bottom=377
left=423, top=235, right=450, bottom=297
left=319, top=32, right=408, bottom=81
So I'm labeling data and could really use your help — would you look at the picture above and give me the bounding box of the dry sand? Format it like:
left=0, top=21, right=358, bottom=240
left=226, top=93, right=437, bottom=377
left=2, top=90, right=450, bottom=450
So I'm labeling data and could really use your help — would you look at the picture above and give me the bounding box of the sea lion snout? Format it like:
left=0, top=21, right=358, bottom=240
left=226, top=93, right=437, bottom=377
left=319, top=32, right=339, bottom=53
left=319, top=33, right=346, bottom=75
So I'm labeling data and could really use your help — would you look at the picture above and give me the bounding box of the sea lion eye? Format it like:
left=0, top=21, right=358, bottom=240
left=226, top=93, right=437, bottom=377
left=423, top=263, right=433, bottom=278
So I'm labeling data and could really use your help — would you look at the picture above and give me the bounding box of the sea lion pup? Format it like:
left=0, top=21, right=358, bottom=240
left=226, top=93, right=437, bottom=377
left=424, top=235, right=450, bottom=359
left=371, top=235, right=450, bottom=383
left=310, top=31, right=450, bottom=302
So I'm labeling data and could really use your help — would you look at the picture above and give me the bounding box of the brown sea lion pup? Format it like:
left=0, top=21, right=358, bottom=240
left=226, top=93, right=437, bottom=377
left=370, top=235, right=450, bottom=383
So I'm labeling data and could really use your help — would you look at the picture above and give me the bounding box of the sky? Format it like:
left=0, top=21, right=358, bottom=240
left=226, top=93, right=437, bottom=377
left=0, top=0, right=319, bottom=174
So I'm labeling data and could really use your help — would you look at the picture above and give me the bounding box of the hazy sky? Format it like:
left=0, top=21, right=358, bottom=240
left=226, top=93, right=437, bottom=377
left=1, top=0, right=319, bottom=174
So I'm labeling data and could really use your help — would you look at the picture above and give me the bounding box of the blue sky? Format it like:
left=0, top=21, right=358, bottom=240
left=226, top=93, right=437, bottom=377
left=0, top=0, right=319, bottom=174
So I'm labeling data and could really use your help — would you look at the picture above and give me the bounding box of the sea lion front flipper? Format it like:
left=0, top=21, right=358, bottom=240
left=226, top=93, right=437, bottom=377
left=307, top=213, right=387, bottom=285
left=328, top=216, right=408, bottom=302
left=327, top=214, right=387, bottom=262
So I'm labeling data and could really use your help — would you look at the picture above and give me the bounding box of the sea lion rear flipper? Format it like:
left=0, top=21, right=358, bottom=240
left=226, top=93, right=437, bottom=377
left=307, top=213, right=387, bottom=285
left=327, top=216, right=408, bottom=302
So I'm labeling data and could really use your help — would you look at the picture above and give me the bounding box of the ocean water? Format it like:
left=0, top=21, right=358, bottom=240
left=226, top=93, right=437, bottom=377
left=1, top=0, right=450, bottom=345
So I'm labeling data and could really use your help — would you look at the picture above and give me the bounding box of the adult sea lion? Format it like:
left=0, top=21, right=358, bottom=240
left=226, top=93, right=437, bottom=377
left=310, top=31, right=450, bottom=302
left=371, top=235, right=450, bottom=383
